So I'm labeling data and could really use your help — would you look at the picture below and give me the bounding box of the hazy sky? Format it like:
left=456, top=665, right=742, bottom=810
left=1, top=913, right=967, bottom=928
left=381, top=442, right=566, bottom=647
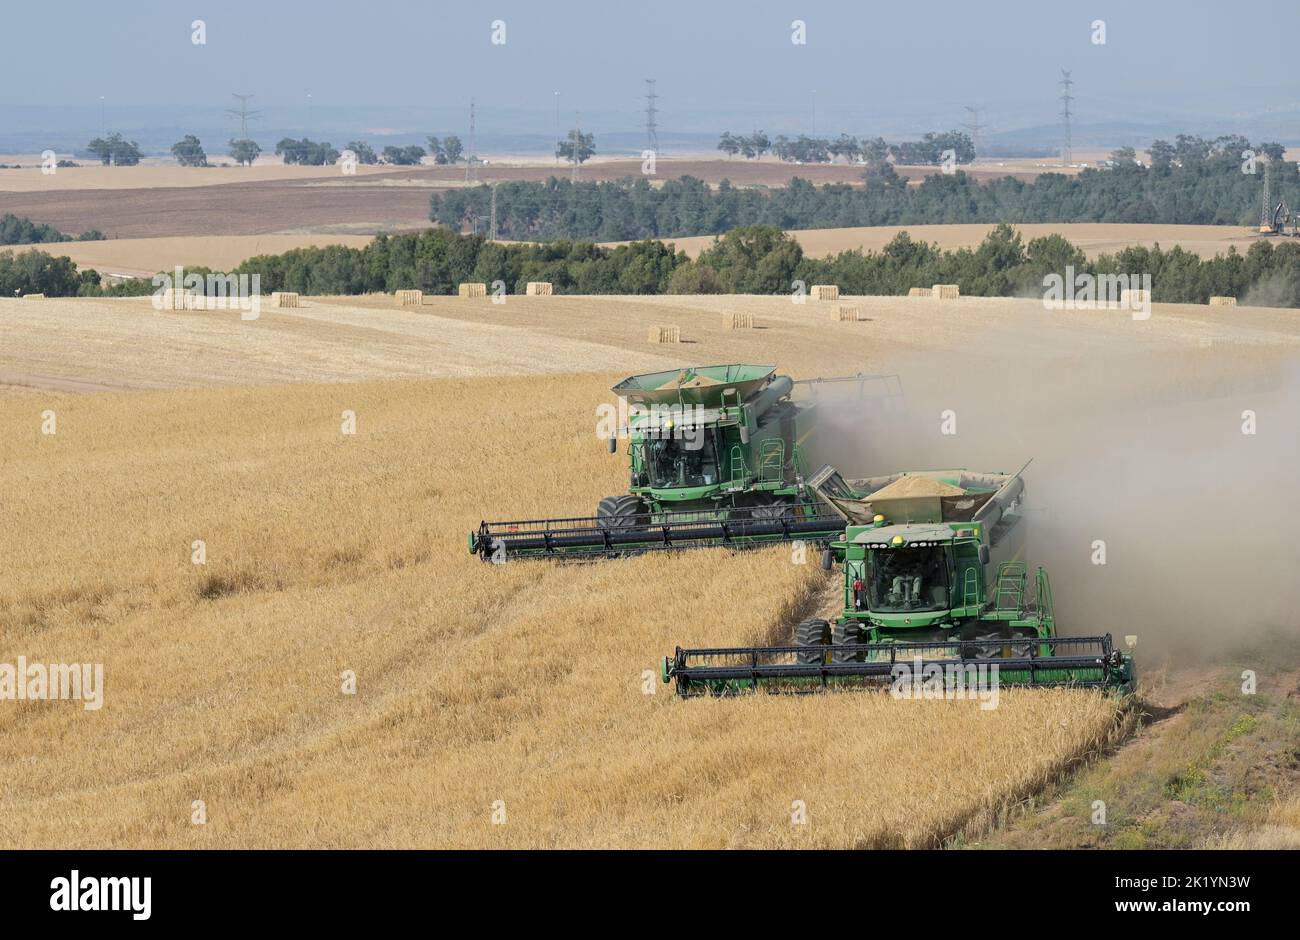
left=2, top=0, right=1296, bottom=135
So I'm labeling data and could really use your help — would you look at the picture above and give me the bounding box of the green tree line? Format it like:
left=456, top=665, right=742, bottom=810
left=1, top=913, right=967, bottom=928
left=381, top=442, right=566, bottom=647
left=1, top=214, right=104, bottom=246
left=7, top=223, right=1298, bottom=308
left=718, top=130, right=973, bottom=165
left=431, top=150, right=1299, bottom=241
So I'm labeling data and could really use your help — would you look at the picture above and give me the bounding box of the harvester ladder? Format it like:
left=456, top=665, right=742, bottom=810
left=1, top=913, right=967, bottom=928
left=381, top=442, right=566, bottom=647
left=993, top=562, right=1029, bottom=614
left=728, top=446, right=748, bottom=484
left=962, top=566, right=980, bottom=609
left=758, top=441, right=784, bottom=482
left=1035, top=567, right=1056, bottom=632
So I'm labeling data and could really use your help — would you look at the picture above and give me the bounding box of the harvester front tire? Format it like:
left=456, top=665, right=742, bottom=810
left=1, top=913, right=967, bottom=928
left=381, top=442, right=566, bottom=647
left=596, top=495, right=645, bottom=528
left=795, top=618, right=831, bottom=665
left=831, top=619, right=862, bottom=663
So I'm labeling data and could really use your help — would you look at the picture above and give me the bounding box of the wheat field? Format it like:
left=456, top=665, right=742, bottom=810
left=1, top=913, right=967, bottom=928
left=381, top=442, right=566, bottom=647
left=5, top=290, right=1296, bottom=848
left=0, top=371, right=1126, bottom=848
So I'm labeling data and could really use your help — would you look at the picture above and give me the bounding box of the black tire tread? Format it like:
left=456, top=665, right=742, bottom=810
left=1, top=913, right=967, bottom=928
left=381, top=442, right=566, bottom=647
left=831, top=619, right=862, bottom=663
left=597, top=495, right=644, bottom=526
left=795, top=617, right=830, bottom=665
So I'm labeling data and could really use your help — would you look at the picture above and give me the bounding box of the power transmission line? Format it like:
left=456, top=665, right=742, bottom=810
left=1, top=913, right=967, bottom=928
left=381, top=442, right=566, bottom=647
left=1261, top=156, right=1272, bottom=231
left=1058, top=70, right=1074, bottom=166
left=572, top=112, right=581, bottom=181
left=489, top=181, right=498, bottom=241
left=467, top=97, right=478, bottom=183
left=962, top=106, right=985, bottom=162
left=227, top=93, right=260, bottom=140
left=644, top=79, right=659, bottom=157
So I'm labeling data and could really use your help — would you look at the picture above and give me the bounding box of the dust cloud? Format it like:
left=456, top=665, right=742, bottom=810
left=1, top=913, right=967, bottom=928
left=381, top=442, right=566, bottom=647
left=808, top=310, right=1300, bottom=667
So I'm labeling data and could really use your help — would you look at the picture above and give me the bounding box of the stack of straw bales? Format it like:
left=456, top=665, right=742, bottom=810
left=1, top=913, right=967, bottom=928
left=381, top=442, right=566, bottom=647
left=648, top=325, right=681, bottom=343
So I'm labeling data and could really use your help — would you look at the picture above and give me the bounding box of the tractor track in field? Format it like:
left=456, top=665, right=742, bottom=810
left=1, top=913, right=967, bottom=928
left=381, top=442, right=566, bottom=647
left=971, top=659, right=1300, bottom=848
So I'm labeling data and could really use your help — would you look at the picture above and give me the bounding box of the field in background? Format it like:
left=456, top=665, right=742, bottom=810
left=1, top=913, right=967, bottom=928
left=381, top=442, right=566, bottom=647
left=0, top=156, right=1090, bottom=239
left=645, top=222, right=1266, bottom=261
left=0, top=154, right=1084, bottom=195
left=3, top=234, right=375, bottom=278
left=1, top=222, right=1272, bottom=279
left=0, top=161, right=398, bottom=192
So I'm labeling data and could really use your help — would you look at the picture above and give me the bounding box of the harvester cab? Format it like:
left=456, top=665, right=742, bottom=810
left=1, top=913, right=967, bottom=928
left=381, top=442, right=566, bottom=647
left=661, top=462, right=1136, bottom=696
left=810, top=465, right=1030, bottom=647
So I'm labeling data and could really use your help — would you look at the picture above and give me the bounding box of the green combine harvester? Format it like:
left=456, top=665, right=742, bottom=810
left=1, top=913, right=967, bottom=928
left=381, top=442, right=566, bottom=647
left=661, top=465, right=1135, bottom=695
left=469, top=364, right=903, bottom=561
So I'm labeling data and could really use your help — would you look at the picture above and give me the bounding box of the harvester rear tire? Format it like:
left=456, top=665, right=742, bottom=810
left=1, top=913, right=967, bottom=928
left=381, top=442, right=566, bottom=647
left=1007, top=629, right=1039, bottom=658
left=831, top=619, right=862, bottom=663
left=596, top=495, right=646, bottom=528
left=750, top=499, right=793, bottom=520
left=795, top=618, right=831, bottom=665
left=961, top=626, right=1008, bottom=660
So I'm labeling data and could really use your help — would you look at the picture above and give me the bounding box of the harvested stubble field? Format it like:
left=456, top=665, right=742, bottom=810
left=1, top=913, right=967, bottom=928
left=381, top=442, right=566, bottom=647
left=2, top=292, right=1297, bottom=848
left=5, top=292, right=1299, bottom=394
left=0, top=234, right=376, bottom=278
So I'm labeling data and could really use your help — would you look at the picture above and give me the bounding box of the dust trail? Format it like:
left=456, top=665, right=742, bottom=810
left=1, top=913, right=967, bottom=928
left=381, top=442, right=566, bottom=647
left=810, top=307, right=1300, bottom=666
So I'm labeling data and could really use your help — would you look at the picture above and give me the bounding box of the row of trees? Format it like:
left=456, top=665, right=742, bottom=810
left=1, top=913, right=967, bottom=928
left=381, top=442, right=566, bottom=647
left=431, top=148, right=1300, bottom=241
left=108, top=133, right=472, bottom=168
left=1, top=214, right=103, bottom=246
left=8, top=223, right=1300, bottom=307
left=717, top=130, right=974, bottom=165
left=168, top=134, right=260, bottom=167
left=1137, top=135, right=1286, bottom=169
left=675, top=223, right=1300, bottom=305
left=0, top=249, right=99, bottom=296
left=86, top=133, right=143, bottom=166
left=276, top=138, right=340, bottom=165
left=93, top=127, right=1286, bottom=174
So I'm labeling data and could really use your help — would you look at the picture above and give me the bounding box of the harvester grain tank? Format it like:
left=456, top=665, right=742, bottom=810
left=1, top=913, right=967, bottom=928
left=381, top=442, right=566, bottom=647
left=661, top=464, right=1135, bottom=695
